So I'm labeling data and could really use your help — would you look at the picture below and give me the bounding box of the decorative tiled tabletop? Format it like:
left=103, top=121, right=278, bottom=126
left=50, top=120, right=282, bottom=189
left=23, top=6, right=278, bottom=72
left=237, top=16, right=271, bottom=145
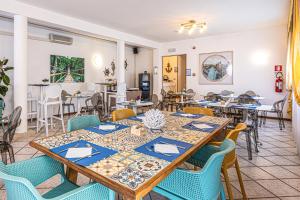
left=31, top=111, right=231, bottom=199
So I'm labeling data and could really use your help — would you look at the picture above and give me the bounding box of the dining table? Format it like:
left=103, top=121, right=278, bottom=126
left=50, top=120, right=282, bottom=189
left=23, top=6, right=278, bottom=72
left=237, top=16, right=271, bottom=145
left=30, top=111, right=231, bottom=200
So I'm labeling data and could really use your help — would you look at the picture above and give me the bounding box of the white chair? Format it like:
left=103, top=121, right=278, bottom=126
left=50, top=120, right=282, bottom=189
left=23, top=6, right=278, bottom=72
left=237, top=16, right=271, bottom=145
left=37, top=84, right=65, bottom=136
left=27, top=86, right=38, bottom=127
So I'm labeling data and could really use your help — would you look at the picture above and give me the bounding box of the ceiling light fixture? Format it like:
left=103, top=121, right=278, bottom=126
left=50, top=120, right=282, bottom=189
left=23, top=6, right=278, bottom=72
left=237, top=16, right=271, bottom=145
left=178, top=20, right=207, bottom=35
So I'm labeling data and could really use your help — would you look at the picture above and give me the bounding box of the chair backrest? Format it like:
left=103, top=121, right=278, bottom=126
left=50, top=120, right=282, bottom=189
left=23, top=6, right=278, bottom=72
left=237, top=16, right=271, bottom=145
left=225, top=123, right=247, bottom=142
left=204, top=92, right=221, bottom=101
left=245, top=90, right=257, bottom=97
left=91, top=92, right=102, bottom=107
left=237, top=93, right=259, bottom=105
left=273, top=95, right=287, bottom=111
left=183, top=107, right=214, bottom=116
left=44, top=84, right=62, bottom=101
left=186, top=89, right=194, bottom=93
left=165, top=139, right=235, bottom=200
left=67, top=115, right=101, bottom=132
left=198, top=139, right=235, bottom=200
left=61, top=90, right=71, bottom=102
left=0, top=156, right=65, bottom=200
left=112, top=108, right=136, bottom=121
left=220, top=90, right=234, bottom=96
left=222, top=123, right=247, bottom=168
left=3, top=106, right=22, bottom=144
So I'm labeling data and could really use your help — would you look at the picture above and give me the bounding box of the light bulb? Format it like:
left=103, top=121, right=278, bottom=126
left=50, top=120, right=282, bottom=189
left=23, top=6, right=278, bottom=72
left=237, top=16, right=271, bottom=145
left=178, top=25, right=184, bottom=34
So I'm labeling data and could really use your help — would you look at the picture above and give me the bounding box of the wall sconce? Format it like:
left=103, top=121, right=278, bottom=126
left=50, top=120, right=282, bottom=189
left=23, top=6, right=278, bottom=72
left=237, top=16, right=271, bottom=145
left=154, top=66, right=158, bottom=75
left=92, top=54, right=103, bottom=68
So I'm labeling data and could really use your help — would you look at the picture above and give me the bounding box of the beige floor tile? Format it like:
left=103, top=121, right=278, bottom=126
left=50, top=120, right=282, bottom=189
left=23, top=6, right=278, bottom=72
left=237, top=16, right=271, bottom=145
left=267, top=141, right=293, bottom=148
left=16, top=147, right=38, bottom=155
left=13, top=154, right=33, bottom=162
left=267, top=148, right=296, bottom=156
left=280, top=197, right=300, bottom=200
left=231, top=180, right=274, bottom=198
left=238, top=157, right=255, bottom=167
left=249, top=156, right=276, bottom=167
left=264, top=156, right=298, bottom=166
left=283, top=156, right=300, bottom=165
left=222, top=167, right=251, bottom=181
left=261, top=166, right=299, bottom=179
left=283, top=166, right=300, bottom=177
left=282, top=179, right=300, bottom=192
left=240, top=167, right=275, bottom=180
left=221, top=181, right=243, bottom=199
left=257, top=180, right=300, bottom=197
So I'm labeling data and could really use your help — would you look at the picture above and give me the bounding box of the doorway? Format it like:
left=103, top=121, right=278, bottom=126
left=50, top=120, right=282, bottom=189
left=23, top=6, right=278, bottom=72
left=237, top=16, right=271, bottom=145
left=162, top=54, right=186, bottom=92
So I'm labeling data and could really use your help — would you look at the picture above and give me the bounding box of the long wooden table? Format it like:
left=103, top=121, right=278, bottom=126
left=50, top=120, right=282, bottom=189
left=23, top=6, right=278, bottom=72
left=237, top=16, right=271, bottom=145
left=30, top=112, right=231, bottom=200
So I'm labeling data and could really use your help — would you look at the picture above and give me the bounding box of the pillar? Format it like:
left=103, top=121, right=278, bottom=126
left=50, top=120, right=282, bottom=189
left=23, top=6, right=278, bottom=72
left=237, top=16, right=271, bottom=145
left=116, top=40, right=126, bottom=106
left=14, top=15, right=28, bottom=133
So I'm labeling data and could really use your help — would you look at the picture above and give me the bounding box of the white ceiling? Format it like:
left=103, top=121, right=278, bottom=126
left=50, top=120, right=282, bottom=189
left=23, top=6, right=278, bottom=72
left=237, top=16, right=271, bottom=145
left=16, top=0, right=289, bottom=42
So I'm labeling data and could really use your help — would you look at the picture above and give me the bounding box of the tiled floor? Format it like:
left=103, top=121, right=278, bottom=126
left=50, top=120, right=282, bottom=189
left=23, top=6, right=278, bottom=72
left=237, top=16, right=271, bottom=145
left=0, top=118, right=299, bottom=200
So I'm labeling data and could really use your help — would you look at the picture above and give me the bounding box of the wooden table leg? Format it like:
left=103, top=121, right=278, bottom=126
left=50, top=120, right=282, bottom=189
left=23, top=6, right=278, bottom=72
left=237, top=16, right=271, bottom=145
left=66, top=167, right=78, bottom=184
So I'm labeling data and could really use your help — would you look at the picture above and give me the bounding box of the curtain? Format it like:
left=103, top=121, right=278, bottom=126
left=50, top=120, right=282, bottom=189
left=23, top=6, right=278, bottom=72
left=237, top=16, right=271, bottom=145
left=291, top=0, right=300, bottom=104
left=287, top=0, right=300, bottom=116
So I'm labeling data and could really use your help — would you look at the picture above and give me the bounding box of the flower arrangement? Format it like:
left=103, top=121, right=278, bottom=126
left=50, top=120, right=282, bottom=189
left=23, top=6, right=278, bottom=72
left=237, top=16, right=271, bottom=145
left=142, top=109, right=166, bottom=130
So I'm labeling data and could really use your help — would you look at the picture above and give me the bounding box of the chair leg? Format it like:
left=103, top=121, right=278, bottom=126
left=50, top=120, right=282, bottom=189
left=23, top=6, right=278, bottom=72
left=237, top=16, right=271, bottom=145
left=60, top=103, right=65, bottom=133
left=8, top=146, right=15, bottom=163
left=44, top=104, right=49, bottom=136
left=220, top=182, right=226, bottom=200
left=245, top=131, right=252, bottom=160
left=1, top=150, right=7, bottom=165
left=277, top=112, right=282, bottom=130
left=222, top=168, right=234, bottom=200
left=235, top=159, right=247, bottom=200
left=280, top=112, right=285, bottom=128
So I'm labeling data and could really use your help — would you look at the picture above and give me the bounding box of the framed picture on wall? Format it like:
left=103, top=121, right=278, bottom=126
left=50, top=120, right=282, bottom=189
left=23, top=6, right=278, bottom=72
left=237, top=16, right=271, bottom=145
left=199, top=51, right=233, bottom=85
left=50, top=55, right=85, bottom=83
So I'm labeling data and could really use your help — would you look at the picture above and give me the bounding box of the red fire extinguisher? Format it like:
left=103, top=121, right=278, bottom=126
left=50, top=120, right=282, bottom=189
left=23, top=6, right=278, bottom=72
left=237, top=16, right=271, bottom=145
left=275, top=72, right=283, bottom=93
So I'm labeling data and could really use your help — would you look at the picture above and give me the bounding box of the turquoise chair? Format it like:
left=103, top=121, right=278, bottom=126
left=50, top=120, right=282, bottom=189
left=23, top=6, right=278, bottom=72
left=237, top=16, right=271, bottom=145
left=0, top=155, right=115, bottom=200
left=67, top=115, right=100, bottom=132
left=153, top=139, right=235, bottom=200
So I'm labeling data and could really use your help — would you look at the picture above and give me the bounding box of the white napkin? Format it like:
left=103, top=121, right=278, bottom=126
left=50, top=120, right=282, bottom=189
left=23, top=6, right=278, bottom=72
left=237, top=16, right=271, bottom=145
left=65, top=147, right=92, bottom=158
left=193, top=124, right=212, bottom=129
left=136, top=116, right=146, bottom=120
left=98, top=125, right=116, bottom=130
left=154, top=144, right=179, bottom=154
left=180, top=113, right=194, bottom=117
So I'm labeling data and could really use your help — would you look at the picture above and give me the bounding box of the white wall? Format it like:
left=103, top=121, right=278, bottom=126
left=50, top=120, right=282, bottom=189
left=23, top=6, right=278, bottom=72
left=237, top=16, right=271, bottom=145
left=157, top=25, right=288, bottom=116
left=0, top=19, right=153, bottom=115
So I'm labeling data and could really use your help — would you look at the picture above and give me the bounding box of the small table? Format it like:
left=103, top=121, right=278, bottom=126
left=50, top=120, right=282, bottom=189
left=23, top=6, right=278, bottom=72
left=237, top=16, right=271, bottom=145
left=28, top=83, right=50, bottom=101
left=117, top=101, right=154, bottom=114
left=66, top=94, right=91, bottom=116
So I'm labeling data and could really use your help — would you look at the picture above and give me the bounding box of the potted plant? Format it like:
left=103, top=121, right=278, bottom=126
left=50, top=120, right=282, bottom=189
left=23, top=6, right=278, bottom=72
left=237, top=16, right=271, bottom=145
left=0, top=58, right=13, bottom=117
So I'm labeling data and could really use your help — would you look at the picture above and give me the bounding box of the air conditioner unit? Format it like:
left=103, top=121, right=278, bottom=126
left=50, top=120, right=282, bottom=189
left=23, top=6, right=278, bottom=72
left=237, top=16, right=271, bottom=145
left=49, top=33, right=73, bottom=45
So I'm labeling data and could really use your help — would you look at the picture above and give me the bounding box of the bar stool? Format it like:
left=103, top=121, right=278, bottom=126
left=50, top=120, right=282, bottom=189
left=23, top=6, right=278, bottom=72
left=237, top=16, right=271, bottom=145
left=37, top=84, right=65, bottom=136
left=27, top=86, right=38, bottom=127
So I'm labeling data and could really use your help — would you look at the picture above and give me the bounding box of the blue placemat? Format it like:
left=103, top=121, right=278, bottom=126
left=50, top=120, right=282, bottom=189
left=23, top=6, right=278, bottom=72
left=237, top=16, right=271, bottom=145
left=135, top=136, right=193, bottom=162
left=51, top=140, right=117, bottom=167
left=182, top=121, right=220, bottom=133
left=230, top=104, right=258, bottom=110
left=128, top=114, right=145, bottom=122
left=171, top=112, right=204, bottom=119
left=84, top=122, right=129, bottom=135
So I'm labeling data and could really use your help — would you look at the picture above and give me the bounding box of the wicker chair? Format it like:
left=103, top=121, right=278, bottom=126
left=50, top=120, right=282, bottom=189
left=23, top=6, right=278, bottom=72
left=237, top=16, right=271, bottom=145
left=112, top=108, right=136, bottom=121
left=204, top=92, right=222, bottom=102
left=60, top=90, right=75, bottom=116
left=183, top=107, right=214, bottom=116
left=0, top=155, right=115, bottom=200
left=0, top=106, right=22, bottom=164
left=81, top=93, right=104, bottom=118
left=245, top=90, right=257, bottom=97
